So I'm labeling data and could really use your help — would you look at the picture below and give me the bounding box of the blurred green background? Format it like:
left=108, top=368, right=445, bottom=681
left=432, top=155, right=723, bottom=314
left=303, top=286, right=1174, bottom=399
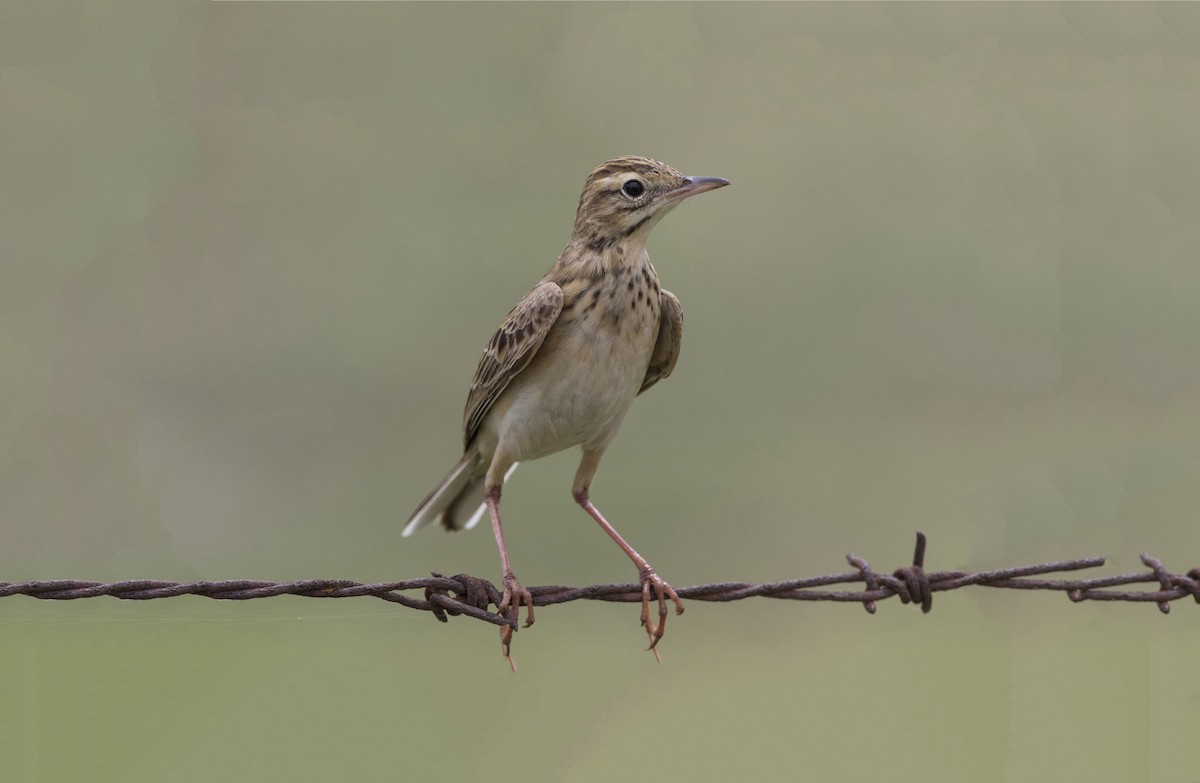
left=3, top=2, right=1200, bottom=780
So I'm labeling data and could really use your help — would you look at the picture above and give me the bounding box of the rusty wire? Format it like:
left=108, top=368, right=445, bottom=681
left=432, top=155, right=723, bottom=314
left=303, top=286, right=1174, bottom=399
left=2, top=534, right=1198, bottom=630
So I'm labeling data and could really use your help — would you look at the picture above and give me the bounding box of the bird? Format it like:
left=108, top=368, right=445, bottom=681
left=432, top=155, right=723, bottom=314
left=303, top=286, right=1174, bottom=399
left=404, top=156, right=729, bottom=665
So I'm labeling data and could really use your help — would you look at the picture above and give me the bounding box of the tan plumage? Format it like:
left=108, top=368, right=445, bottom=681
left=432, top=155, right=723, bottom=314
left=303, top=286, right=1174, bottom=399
left=639, top=289, right=682, bottom=395
left=463, top=282, right=564, bottom=450
left=404, top=156, right=728, bottom=665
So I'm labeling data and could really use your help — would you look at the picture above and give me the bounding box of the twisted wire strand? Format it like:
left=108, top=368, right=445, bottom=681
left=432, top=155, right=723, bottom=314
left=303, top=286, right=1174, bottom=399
left=3, top=534, right=1198, bottom=629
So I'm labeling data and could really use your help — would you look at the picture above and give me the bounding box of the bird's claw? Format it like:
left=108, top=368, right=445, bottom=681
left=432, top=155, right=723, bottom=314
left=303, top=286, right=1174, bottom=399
left=498, top=571, right=535, bottom=670
left=638, top=566, right=684, bottom=661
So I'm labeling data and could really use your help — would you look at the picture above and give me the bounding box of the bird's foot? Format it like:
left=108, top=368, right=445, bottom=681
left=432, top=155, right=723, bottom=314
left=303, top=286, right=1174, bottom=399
left=638, top=565, right=685, bottom=662
left=498, top=570, right=535, bottom=670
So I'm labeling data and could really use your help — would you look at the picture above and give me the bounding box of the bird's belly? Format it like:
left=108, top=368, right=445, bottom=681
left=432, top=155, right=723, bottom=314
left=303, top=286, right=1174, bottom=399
left=488, top=318, right=656, bottom=461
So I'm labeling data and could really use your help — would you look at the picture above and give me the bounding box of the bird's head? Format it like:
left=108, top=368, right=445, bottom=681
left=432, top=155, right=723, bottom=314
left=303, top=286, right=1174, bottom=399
left=571, top=156, right=729, bottom=249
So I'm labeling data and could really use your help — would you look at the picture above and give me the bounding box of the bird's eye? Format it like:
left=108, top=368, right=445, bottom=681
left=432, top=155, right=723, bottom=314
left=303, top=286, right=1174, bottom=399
left=622, top=179, right=645, bottom=198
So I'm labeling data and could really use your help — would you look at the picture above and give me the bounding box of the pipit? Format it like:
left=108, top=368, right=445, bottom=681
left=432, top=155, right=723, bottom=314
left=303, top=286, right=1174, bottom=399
left=404, top=156, right=729, bottom=665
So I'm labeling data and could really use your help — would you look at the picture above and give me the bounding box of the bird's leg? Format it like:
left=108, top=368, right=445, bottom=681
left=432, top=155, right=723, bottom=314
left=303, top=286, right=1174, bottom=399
left=572, top=453, right=683, bottom=659
left=484, top=486, right=534, bottom=669
left=573, top=489, right=684, bottom=657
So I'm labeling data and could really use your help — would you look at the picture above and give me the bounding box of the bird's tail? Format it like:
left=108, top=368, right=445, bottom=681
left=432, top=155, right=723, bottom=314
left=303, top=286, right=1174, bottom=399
left=402, top=449, right=519, bottom=537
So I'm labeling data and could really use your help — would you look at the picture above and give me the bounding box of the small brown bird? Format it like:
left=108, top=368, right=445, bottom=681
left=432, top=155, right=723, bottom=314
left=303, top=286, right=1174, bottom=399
left=404, top=156, right=728, bottom=664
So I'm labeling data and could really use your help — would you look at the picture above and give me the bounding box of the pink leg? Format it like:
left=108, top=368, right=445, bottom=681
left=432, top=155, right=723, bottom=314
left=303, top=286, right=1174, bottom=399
left=573, top=488, right=684, bottom=658
left=485, top=487, right=533, bottom=669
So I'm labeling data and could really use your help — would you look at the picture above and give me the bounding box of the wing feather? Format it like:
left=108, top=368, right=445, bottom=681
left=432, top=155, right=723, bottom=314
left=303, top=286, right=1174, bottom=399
left=639, top=288, right=683, bottom=395
left=462, top=281, right=564, bottom=447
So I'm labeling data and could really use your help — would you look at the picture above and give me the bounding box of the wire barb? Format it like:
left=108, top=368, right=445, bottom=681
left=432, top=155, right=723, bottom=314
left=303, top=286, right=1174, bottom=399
left=2, top=535, right=1197, bottom=631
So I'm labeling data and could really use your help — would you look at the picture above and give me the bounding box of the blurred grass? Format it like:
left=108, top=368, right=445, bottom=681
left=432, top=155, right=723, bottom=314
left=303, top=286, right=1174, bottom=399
left=2, top=2, right=1200, bottom=781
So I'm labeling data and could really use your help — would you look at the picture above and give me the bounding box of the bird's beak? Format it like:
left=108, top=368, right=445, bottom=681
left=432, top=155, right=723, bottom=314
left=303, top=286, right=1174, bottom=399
left=672, top=175, right=730, bottom=201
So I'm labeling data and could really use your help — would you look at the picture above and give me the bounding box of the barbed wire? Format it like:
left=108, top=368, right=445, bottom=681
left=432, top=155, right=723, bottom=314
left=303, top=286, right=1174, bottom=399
left=2, top=534, right=1197, bottom=631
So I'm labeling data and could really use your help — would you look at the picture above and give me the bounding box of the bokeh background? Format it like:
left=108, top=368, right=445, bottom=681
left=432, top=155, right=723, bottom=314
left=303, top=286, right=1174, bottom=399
left=3, top=2, right=1200, bottom=780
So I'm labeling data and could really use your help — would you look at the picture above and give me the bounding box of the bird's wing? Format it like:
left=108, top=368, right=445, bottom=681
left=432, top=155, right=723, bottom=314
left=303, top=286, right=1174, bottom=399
left=639, top=288, right=683, bottom=395
left=462, top=281, right=565, bottom=448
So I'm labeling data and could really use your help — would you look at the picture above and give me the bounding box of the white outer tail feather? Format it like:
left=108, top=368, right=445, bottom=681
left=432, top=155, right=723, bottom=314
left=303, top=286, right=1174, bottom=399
left=402, top=455, right=519, bottom=537
left=463, top=462, right=519, bottom=530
